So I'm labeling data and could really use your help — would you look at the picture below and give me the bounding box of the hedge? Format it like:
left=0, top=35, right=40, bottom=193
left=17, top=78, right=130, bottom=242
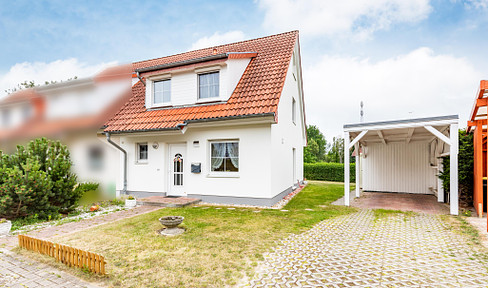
left=304, top=162, right=355, bottom=182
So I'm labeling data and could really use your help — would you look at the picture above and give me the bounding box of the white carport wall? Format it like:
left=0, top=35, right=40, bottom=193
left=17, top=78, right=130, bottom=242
left=343, top=115, right=459, bottom=215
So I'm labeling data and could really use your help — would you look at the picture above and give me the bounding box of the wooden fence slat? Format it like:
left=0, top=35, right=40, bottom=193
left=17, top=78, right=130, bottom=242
left=100, top=255, right=105, bottom=275
left=95, top=254, right=100, bottom=274
left=17, top=235, right=105, bottom=275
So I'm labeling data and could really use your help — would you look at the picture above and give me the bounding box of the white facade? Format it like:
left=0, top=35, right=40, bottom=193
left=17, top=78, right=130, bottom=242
left=67, top=133, right=120, bottom=197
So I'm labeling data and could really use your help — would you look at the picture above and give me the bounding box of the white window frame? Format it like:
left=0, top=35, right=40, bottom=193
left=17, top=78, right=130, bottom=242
left=292, top=97, right=297, bottom=125
left=146, top=73, right=172, bottom=109
left=207, top=140, right=239, bottom=178
left=153, top=78, right=171, bottom=105
left=136, top=142, right=148, bottom=164
left=197, top=71, right=220, bottom=102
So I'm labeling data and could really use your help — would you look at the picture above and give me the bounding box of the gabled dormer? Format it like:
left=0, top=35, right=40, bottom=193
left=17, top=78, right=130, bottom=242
left=139, top=52, right=257, bottom=110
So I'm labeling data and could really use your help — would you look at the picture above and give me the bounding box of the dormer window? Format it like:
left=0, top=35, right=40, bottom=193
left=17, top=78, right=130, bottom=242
left=198, top=72, right=219, bottom=99
left=153, top=79, right=171, bottom=104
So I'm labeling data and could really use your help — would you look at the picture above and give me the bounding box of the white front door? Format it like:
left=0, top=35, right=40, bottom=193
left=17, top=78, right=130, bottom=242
left=168, top=144, right=186, bottom=196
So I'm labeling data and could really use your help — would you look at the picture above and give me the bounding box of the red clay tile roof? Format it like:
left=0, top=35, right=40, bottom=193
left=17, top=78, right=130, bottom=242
left=0, top=89, right=41, bottom=105
left=104, top=31, right=299, bottom=133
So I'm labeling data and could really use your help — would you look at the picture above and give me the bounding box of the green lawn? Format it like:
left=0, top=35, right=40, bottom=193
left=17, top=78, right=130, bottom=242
left=25, top=181, right=356, bottom=288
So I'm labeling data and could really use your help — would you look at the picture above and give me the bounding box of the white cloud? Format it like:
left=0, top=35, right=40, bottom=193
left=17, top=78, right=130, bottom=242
left=258, top=0, right=432, bottom=39
left=465, top=0, right=488, bottom=9
left=190, top=31, right=246, bottom=50
left=0, top=58, right=116, bottom=97
left=304, top=48, right=482, bottom=140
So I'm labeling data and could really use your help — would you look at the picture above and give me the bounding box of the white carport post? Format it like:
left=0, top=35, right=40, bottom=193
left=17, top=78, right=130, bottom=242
left=355, top=143, right=360, bottom=198
left=450, top=124, right=459, bottom=215
left=425, top=124, right=458, bottom=215
left=344, top=130, right=368, bottom=206
left=344, top=131, right=350, bottom=206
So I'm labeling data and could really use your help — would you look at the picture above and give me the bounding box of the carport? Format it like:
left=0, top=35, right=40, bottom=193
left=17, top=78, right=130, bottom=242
left=343, top=115, right=459, bottom=215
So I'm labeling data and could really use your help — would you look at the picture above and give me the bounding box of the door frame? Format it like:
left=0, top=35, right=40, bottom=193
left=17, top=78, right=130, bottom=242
left=167, top=143, right=187, bottom=197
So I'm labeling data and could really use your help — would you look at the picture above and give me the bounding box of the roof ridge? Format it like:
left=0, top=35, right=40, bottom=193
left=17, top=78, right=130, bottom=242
left=133, top=30, right=299, bottom=66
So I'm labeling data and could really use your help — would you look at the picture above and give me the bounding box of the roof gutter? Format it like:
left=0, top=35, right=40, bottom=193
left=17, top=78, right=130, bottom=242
left=104, top=113, right=276, bottom=134
left=105, top=132, right=127, bottom=194
left=135, top=53, right=228, bottom=74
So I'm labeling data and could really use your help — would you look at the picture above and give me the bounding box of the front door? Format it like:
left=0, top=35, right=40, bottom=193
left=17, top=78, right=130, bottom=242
left=168, top=144, right=186, bottom=196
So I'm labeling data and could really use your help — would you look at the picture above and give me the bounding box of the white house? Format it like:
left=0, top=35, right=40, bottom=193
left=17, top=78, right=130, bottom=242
left=103, top=31, right=307, bottom=206
left=0, top=67, right=133, bottom=197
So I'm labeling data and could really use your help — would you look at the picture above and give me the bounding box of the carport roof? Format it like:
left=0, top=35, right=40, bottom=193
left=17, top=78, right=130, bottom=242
left=343, top=115, right=459, bottom=145
left=344, top=115, right=458, bottom=130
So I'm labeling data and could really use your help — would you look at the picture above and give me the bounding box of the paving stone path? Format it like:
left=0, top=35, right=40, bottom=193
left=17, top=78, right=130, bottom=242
left=0, top=248, right=98, bottom=288
left=244, top=210, right=488, bottom=287
left=0, top=205, right=161, bottom=250
left=0, top=205, right=162, bottom=287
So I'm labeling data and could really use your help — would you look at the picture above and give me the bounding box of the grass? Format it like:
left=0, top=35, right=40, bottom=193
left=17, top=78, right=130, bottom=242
left=20, top=181, right=356, bottom=288
left=441, top=215, right=482, bottom=246
left=372, top=209, right=417, bottom=221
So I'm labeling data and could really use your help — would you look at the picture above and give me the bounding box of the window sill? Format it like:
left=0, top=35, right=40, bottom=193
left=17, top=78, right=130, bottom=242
left=135, top=161, right=148, bottom=165
left=150, top=102, right=173, bottom=109
left=207, top=172, right=240, bottom=178
left=196, top=97, right=221, bottom=104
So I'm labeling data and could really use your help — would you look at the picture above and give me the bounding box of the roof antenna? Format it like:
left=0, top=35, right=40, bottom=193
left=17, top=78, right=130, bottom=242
left=360, top=101, right=364, bottom=122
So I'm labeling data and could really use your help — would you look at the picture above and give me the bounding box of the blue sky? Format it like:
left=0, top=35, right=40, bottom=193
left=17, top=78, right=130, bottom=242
left=1, top=0, right=487, bottom=139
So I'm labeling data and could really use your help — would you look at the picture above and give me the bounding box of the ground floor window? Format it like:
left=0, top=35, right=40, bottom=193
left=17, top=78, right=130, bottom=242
left=210, top=141, right=239, bottom=172
left=137, top=143, right=148, bottom=162
left=88, top=145, right=104, bottom=171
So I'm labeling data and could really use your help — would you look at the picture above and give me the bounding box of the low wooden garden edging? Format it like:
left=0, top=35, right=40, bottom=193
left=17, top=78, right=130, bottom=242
left=18, top=234, right=106, bottom=275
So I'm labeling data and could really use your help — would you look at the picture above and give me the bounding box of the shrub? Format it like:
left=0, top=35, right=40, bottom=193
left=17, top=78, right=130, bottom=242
left=0, top=138, right=83, bottom=219
left=304, top=162, right=355, bottom=182
left=0, top=159, right=53, bottom=218
left=438, top=129, right=473, bottom=207
left=77, top=182, right=101, bottom=206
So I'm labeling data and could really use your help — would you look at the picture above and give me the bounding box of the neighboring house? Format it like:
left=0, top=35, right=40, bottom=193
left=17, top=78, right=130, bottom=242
left=0, top=67, right=133, bottom=196
left=103, top=31, right=306, bottom=206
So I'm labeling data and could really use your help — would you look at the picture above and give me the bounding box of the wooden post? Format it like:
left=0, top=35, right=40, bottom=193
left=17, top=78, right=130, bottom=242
left=474, top=123, right=483, bottom=214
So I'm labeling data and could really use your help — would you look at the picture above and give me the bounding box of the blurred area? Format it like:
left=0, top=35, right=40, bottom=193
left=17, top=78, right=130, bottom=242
left=0, top=64, right=134, bottom=199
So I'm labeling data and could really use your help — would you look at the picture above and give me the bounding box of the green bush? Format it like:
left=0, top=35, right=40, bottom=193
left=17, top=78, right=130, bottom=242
left=438, top=129, right=473, bottom=207
left=0, top=138, right=83, bottom=219
left=304, top=162, right=355, bottom=182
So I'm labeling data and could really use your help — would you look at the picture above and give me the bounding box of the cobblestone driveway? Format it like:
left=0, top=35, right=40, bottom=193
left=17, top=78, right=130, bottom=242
left=0, top=249, right=98, bottom=288
left=245, top=210, right=488, bottom=287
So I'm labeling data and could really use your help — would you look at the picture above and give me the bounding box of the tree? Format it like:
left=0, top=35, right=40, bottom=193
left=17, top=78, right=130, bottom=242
left=4, top=77, right=78, bottom=94
left=328, top=136, right=344, bottom=163
left=0, top=138, right=83, bottom=219
left=304, top=125, right=327, bottom=163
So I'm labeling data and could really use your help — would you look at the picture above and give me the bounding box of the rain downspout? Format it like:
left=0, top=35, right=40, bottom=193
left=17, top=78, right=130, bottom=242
left=136, top=71, right=146, bottom=86
left=105, top=132, right=127, bottom=194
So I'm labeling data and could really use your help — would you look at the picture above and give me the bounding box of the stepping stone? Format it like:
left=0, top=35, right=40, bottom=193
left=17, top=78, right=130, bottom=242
left=280, top=210, right=289, bottom=212
left=227, top=208, right=236, bottom=210
left=215, top=208, right=222, bottom=210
